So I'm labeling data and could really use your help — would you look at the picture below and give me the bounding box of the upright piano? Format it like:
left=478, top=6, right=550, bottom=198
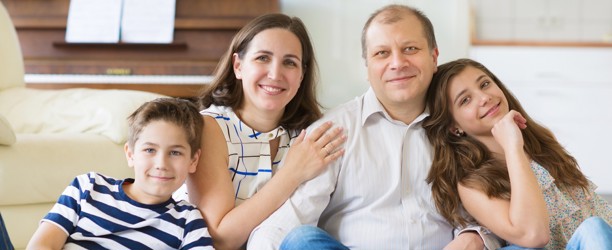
left=1, top=0, right=279, bottom=98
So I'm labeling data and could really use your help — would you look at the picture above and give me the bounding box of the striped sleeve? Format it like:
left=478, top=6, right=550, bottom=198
left=179, top=205, right=214, bottom=250
left=41, top=172, right=94, bottom=235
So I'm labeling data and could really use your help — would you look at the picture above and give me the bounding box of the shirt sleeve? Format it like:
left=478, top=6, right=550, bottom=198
left=456, top=225, right=505, bottom=250
left=180, top=209, right=214, bottom=250
left=41, top=173, right=94, bottom=235
left=248, top=157, right=340, bottom=250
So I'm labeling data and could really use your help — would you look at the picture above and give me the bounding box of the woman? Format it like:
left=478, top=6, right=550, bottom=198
left=423, top=58, right=611, bottom=249
left=184, top=13, right=346, bottom=249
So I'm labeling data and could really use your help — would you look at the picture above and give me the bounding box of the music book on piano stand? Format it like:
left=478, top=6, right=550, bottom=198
left=120, top=0, right=176, bottom=43
left=65, top=0, right=122, bottom=43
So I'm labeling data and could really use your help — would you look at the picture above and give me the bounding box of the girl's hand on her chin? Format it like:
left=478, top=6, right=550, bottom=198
left=491, top=110, right=527, bottom=153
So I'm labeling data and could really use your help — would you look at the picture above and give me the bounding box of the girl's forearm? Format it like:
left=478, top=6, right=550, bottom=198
left=505, top=148, right=550, bottom=247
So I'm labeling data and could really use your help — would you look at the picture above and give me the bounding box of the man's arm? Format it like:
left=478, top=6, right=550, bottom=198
left=248, top=156, right=340, bottom=250
left=246, top=201, right=304, bottom=249
left=444, top=226, right=504, bottom=250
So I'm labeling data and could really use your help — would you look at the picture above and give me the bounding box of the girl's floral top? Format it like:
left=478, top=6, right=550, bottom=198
left=530, top=161, right=611, bottom=249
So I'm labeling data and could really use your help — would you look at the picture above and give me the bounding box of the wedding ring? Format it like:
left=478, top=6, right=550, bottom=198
left=323, top=145, right=331, bottom=156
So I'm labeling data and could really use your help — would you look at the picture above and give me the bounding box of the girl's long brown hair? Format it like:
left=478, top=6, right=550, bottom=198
left=423, top=58, right=589, bottom=227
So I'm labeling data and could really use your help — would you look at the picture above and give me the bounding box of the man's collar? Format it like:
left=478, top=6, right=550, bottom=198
left=361, top=88, right=384, bottom=126
left=361, top=87, right=430, bottom=127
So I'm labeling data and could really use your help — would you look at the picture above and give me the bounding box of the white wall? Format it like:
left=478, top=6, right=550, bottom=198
left=471, top=46, right=612, bottom=193
left=280, top=0, right=470, bottom=109
left=280, top=1, right=612, bottom=193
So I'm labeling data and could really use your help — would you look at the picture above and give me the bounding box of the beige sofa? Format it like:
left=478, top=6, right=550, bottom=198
left=0, top=3, right=169, bottom=249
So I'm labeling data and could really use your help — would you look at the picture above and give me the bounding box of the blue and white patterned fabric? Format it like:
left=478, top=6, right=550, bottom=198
left=201, top=105, right=297, bottom=206
left=0, top=213, right=13, bottom=250
left=43, top=172, right=213, bottom=250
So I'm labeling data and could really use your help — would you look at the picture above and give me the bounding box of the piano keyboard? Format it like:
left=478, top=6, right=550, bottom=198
left=25, top=74, right=214, bottom=85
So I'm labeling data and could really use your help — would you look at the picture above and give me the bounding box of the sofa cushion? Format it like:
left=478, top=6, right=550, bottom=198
left=0, top=133, right=134, bottom=206
left=0, top=113, right=16, bottom=146
left=0, top=88, right=167, bottom=144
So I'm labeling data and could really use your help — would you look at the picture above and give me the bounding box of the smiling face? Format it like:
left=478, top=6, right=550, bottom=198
left=124, top=120, right=199, bottom=205
left=233, top=28, right=303, bottom=116
left=365, top=13, right=438, bottom=116
left=448, top=66, right=510, bottom=139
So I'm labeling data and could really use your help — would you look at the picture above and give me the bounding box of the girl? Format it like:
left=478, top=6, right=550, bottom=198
left=423, top=58, right=611, bottom=249
left=183, top=13, right=346, bottom=250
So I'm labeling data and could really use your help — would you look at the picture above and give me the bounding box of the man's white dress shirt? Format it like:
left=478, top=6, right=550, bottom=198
left=248, top=88, right=495, bottom=249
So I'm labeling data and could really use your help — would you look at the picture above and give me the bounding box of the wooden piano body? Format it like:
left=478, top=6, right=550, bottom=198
left=1, top=0, right=279, bottom=97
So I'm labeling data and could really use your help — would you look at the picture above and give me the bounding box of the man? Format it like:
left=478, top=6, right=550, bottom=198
left=248, top=4, right=501, bottom=249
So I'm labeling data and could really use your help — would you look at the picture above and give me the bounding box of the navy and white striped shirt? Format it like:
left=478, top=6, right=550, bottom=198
left=43, top=172, right=213, bottom=250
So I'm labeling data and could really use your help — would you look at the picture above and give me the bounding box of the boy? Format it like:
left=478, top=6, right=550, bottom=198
left=1, top=213, right=14, bottom=250
left=27, top=98, right=213, bottom=250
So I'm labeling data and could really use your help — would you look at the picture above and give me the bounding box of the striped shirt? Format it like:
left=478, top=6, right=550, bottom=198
left=201, top=105, right=297, bottom=206
left=42, top=172, right=213, bottom=250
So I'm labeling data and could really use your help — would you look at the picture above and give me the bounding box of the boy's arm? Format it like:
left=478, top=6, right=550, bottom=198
left=26, top=221, right=68, bottom=250
left=27, top=173, right=90, bottom=250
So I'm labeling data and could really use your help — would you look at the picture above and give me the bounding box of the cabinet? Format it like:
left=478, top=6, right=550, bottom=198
left=470, top=0, right=612, bottom=47
left=1, top=0, right=279, bottom=97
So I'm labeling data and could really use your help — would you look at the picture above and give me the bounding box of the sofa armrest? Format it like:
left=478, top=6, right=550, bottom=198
left=0, top=114, right=15, bottom=146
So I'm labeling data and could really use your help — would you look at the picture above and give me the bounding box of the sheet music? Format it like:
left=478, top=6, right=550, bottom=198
left=65, top=0, right=122, bottom=43
left=120, top=0, right=176, bottom=43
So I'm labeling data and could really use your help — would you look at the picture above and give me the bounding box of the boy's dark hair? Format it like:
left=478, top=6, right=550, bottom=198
left=127, top=98, right=203, bottom=157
